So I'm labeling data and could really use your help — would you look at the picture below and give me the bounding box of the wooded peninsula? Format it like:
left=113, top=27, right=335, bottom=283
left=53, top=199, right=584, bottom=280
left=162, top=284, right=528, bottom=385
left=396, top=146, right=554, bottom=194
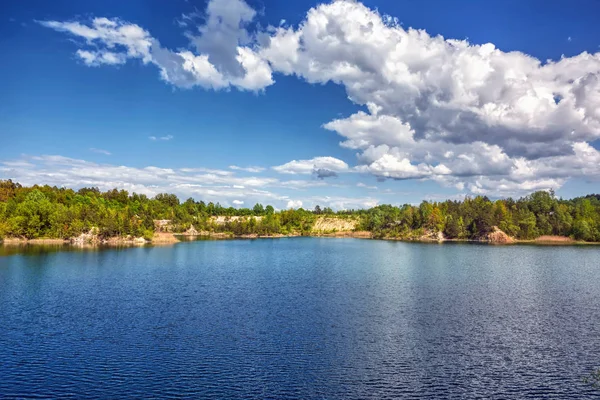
left=1, top=179, right=599, bottom=244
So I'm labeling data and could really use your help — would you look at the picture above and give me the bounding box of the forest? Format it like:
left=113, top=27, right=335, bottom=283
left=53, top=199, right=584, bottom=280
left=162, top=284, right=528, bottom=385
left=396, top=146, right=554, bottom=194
left=0, top=179, right=599, bottom=242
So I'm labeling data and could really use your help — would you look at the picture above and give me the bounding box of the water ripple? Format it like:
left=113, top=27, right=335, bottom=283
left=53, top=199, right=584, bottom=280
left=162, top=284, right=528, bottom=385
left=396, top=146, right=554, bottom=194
left=1, top=240, right=599, bottom=398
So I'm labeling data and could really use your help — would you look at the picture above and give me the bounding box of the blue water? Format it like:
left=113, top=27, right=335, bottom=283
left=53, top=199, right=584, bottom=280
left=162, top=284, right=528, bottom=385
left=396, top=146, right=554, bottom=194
left=1, top=238, right=599, bottom=398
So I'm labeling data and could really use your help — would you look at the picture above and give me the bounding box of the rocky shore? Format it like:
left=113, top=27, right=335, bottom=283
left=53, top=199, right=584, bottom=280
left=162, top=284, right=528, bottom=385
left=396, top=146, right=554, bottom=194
left=2, top=226, right=597, bottom=247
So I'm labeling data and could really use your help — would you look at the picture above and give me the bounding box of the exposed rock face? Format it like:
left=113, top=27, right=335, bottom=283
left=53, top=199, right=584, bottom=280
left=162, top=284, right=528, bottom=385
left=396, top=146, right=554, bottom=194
left=2, top=228, right=150, bottom=246
left=71, top=228, right=100, bottom=244
left=486, top=226, right=515, bottom=243
left=312, top=217, right=358, bottom=232
left=419, top=230, right=445, bottom=242
left=70, top=228, right=148, bottom=245
left=154, top=219, right=173, bottom=232
left=184, top=225, right=199, bottom=235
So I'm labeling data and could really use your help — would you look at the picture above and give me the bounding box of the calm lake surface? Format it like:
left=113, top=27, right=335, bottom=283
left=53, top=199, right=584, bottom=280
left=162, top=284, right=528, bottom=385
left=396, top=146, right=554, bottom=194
left=1, top=238, right=599, bottom=399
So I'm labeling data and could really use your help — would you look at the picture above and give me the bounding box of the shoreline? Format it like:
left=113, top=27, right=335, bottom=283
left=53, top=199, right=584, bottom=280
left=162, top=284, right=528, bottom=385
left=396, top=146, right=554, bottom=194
left=0, top=236, right=150, bottom=246
left=2, top=232, right=599, bottom=247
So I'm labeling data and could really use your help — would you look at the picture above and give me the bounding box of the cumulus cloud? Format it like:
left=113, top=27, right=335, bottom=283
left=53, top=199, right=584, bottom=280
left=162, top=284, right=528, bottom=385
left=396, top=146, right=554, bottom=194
left=286, top=200, right=303, bottom=209
left=232, top=199, right=244, bottom=205
left=39, top=0, right=600, bottom=196
left=187, top=0, right=255, bottom=76
left=259, top=0, right=600, bottom=196
left=272, top=156, right=349, bottom=179
left=38, top=1, right=273, bottom=91
left=313, top=168, right=339, bottom=179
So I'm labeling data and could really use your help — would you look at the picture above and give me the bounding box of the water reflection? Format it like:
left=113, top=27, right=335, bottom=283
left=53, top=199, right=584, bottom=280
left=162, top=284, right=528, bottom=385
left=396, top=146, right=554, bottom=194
left=1, top=239, right=599, bottom=398
left=0, top=242, right=181, bottom=257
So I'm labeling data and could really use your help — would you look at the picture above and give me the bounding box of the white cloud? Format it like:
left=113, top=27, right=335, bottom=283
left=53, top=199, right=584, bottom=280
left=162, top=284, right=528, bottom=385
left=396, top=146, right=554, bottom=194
left=89, top=147, right=111, bottom=155
left=0, top=155, right=374, bottom=210
left=324, top=110, right=416, bottom=150
left=286, top=200, right=303, bottom=209
left=259, top=0, right=600, bottom=196
left=231, top=46, right=274, bottom=90
left=229, top=165, right=265, bottom=173
left=273, top=156, right=349, bottom=179
left=149, top=135, right=174, bottom=141
left=38, top=17, right=153, bottom=62
left=39, top=0, right=600, bottom=196
left=0, top=157, right=288, bottom=210
left=76, top=49, right=126, bottom=66
left=168, top=51, right=228, bottom=89
left=39, top=0, right=274, bottom=91
left=308, top=195, right=378, bottom=210
left=355, top=153, right=451, bottom=180
left=187, top=0, right=256, bottom=76
left=178, top=167, right=232, bottom=176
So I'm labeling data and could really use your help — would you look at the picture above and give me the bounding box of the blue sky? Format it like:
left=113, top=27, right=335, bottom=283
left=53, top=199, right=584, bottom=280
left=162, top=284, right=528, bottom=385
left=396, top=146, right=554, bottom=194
left=1, top=0, right=600, bottom=209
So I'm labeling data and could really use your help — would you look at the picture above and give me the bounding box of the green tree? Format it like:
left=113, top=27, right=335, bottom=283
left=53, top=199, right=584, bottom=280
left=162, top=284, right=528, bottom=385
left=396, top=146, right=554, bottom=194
left=572, top=219, right=592, bottom=241
left=14, top=190, right=55, bottom=238
left=517, top=210, right=538, bottom=239
left=253, top=203, right=265, bottom=215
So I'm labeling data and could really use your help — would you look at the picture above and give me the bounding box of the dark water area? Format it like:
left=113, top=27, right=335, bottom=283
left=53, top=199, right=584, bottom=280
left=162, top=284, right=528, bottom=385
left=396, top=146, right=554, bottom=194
left=1, top=238, right=600, bottom=399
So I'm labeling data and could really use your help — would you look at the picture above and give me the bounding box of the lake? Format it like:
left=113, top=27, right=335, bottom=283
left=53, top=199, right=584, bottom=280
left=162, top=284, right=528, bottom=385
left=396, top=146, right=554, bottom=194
left=1, top=238, right=599, bottom=398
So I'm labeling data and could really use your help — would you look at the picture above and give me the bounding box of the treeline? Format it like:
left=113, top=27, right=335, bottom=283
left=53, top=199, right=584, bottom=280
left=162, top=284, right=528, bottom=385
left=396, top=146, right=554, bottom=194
left=0, top=180, right=317, bottom=239
left=0, top=180, right=599, bottom=242
left=358, top=191, right=600, bottom=241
